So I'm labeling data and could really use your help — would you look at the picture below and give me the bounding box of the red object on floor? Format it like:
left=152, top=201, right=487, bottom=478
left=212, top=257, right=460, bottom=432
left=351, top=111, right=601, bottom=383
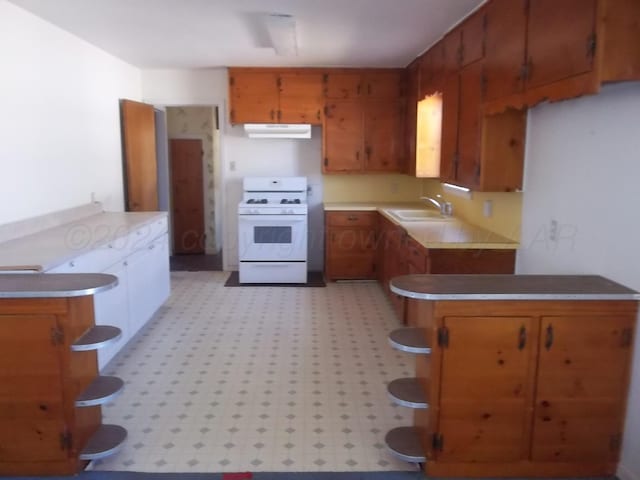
left=222, top=474, right=253, bottom=480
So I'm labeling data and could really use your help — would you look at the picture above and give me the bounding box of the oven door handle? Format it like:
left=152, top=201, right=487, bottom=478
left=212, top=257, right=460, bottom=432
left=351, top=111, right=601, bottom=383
left=239, top=215, right=306, bottom=222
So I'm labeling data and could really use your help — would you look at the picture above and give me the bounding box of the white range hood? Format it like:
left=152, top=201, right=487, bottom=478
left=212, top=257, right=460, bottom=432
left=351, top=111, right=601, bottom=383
left=243, top=123, right=311, bottom=139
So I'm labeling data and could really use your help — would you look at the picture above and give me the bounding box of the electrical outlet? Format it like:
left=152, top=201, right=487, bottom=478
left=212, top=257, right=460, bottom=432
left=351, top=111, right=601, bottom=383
left=390, top=182, right=398, bottom=194
left=549, top=219, right=558, bottom=242
left=230, top=160, right=236, bottom=172
left=483, top=200, right=493, bottom=218
left=307, top=185, right=313, bottom=196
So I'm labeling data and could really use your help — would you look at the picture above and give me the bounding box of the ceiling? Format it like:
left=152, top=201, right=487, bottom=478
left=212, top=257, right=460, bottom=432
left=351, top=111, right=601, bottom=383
left=10, top=0, right=483, bottom=69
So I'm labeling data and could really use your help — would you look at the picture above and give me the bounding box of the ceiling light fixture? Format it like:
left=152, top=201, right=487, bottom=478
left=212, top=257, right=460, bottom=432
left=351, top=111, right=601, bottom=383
left=265, top=13, right=298, bottom=56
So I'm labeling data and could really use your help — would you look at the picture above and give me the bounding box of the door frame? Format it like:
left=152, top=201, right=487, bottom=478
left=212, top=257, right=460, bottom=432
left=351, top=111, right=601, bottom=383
left=153, top=103, right=226, bottom=265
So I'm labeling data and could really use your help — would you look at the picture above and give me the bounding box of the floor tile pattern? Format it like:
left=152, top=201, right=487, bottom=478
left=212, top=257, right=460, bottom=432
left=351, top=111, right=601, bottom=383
left=92, top=272, right=417, bottom=473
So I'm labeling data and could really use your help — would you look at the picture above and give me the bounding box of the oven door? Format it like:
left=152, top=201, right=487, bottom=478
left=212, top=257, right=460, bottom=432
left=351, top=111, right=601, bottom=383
left=238, top=214, right=308, bottom=261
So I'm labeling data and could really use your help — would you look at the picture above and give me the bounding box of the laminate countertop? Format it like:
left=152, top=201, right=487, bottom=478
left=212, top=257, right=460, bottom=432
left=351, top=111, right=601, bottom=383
left=0, top=273, right=118, bottom=298
left=390, top=274, right=640, bottom=301
left=323, top=202, right=518, bottom=250
left=0, top=211, right=166, bottom=272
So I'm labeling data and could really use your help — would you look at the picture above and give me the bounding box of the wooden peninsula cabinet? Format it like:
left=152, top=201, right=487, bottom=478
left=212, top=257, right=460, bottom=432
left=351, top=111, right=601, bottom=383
left=385, top=274, right=638, bottom=477
left=0, top=274, right=126, bottom=475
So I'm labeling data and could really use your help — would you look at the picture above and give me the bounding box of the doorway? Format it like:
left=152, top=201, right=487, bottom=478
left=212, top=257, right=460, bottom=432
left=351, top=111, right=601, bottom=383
left=162, top=106, right=223, bottom=270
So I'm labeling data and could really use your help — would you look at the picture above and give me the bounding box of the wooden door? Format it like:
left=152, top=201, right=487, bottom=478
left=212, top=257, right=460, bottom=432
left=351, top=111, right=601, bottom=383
left=483, top=0, right=528, bottom=102
left=279, top=72, right=324, bottom=124
left=229, top=71, right=279, bottom=123
left=323, top=100, right=363, bottom=172
left=170, top=139, right=204, bottom=254
left=364, top=71, right=402, bottom=98
left=439, top=73, right=459, bottom=183
left=460, top=8, right=486, bottom=66
left=526, top=0, right=597, bottom=89
left=533, top=315, right=634, bottom=462
left=324, top=72, right=362, bottom=99
left=437, top=316, right=536, bottom=462
left=121, top=99, right=158, bottom=212
left=0, top=315, right=67, bottom=462
left=364, top=100, right=402, bottom=172
left=457, top=61, right=484, bottom=188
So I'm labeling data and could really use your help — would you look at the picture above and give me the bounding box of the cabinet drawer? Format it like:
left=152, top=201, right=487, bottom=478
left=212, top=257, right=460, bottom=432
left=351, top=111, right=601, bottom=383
left=326, top=211, right=377, bottom=227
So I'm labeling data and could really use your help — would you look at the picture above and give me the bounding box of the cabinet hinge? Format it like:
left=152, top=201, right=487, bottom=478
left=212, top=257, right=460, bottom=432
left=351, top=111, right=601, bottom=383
left=51, top=326, right=64, bottom=346
left=621, top=327, right=633, bottom=348
left=437, top=326, right=449, bottom=348
left=475, top=163, right=481, bottom=181
left=457, top=45, right=464, bottom=65
left=323, top=158, right=328, bottom=167
left=229, top=76, right=235, bottom=86
left=520, top=62, right=530, bottom=81
left=323, top=105, right=329, bottom=117
left=609, top=433, right=622, bottom=452
left=60, top=430, right=72, bottom=451
left=322, top=73, right=329, bottom=83
left=587, top=32, right=597, bottom=60
left=432, top=432, right=444, bottom=451
left=276, top=76, right=282, bottom=89
left=230, top=109, right=235, bottom=123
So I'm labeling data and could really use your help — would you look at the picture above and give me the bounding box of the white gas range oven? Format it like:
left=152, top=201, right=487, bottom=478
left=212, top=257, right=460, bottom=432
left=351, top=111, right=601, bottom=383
left=238, top=177, right=308, bottom=284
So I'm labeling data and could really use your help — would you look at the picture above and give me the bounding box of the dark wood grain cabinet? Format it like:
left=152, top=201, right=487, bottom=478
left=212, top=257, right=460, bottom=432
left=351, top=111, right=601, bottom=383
left=401, top=295, right=637, bottom=477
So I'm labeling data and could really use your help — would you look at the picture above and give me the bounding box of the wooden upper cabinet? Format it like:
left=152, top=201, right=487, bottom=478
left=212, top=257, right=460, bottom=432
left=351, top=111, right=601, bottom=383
left=364, top=71, right=403, bottom=98
left=404, top=62, right=420, bottom=176
left=457, top=61, right=484, bottom=189
left=439, top=73, right=460, bottom=184
left=420, top=41, right=444, bottom=98
left=441, top=31, right=462, bottom=79
left=460, top=7, right=486, bottom=66
left=526, top=0, right=597, bottom=90
left=324, top=72, right=362, bottom=99
left=483, top=0, right=528, bottom=105
left=279, top=72, right=324, bottom=124
left=323, top=100, right=363, bottom=173
left=229, top=71, right=279, bottom=123
left=533, top=315, right=634, bottom=462
left=364, top=100, right=402, bottom=172
left=229, top=69, right=323, bottom=124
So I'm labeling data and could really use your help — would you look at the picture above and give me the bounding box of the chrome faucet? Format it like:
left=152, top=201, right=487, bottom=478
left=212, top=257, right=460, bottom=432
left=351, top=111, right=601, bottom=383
left=420, top=196, right=453, bottom=216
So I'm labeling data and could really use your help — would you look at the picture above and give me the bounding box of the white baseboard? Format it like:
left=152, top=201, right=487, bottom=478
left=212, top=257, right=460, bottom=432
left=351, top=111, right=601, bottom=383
left=618, top=462, right=640, bottom=480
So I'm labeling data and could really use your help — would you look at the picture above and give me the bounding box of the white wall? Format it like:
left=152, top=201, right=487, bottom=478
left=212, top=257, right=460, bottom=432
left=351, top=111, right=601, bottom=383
left=0, top=1, right=141, bottom=224
left=516, top=82, right=640, bottom=480
left=141, top=69, right=325, bottom=271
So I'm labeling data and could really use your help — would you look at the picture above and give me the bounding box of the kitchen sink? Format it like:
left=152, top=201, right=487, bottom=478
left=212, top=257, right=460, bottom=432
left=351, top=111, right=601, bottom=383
left=385, top=209, right=450, bottom=222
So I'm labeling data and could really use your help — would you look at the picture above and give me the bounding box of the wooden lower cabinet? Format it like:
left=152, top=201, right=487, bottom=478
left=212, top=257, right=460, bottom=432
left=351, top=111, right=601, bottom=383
left=408, top=299, right=636, bottom=477
left=0, top=294, right=125, bottom=475
left=325, top=211, right=377, bottom=280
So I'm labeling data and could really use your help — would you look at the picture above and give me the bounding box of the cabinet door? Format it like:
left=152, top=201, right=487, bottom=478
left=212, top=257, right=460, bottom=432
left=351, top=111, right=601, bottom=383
left=229, top=71, right=279, bottom=123
left=94, top=260, right=129, bottom=370
left=442, top=31, right=462, bottom=79
left=365, top=71, right=402, bottom=98
left=326, top=227, right=376, bottom=280
left=404, top=63, right=419, bottom=175
left=323, top=100, right=363, bottom=172
left=438, top=316, right=535, bottom=462
left=439, top=73, right=459, bottom=183
left=526, top=0, right=597, bottom=90
left=364, top=100, right=402, bottom=172
left=279, top=72, right=324, bottom=124
left=457, top=61, right=484, bottom=188
left=484, top=0, right=527, bottom=102
left=0, top=315, right=67, bottom=462
left=324, top=72, right=362, bottom=99
left=533, top=315, right=634, bottom=462
left=460, top=8, right=486, bottom=67
left=420, top=43, right=443, bottom=98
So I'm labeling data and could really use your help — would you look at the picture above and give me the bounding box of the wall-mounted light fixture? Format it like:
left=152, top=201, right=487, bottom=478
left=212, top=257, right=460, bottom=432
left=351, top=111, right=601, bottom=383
left=442, top=182, right=472, bottom=199
left=266, top=13, right=298, bottom=56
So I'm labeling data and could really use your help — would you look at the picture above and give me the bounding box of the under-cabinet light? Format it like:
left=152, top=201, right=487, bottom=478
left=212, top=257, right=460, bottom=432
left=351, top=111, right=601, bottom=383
left=442, top=182, right=472, bottom=199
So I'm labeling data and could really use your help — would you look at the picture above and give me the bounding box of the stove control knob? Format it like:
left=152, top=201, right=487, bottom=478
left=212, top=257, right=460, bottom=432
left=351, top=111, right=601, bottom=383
left=288, top=209, right=294, bottom=214
left=280, top=209, right=287, bottom=215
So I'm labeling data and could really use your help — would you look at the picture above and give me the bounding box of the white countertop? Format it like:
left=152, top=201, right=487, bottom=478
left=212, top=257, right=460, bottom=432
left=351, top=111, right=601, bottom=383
left=0, top=211, right=167, bottom=272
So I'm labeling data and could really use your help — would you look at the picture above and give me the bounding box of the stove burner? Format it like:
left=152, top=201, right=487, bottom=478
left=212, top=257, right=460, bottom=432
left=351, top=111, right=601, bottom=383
left=280, top=199, right=301, bottom=204
left=247, top=198, right=268, bottom=204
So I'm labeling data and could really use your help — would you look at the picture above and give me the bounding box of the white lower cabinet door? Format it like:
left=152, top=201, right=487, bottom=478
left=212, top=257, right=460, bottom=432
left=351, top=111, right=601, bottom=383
left=94, top=260, right=129, bottom=370
left=126, top=233, right=170, bottom=336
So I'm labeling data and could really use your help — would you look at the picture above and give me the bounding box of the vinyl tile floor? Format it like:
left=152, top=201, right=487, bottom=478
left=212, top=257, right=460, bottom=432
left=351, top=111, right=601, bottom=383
left=91, top=271, right=417, bottom=473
